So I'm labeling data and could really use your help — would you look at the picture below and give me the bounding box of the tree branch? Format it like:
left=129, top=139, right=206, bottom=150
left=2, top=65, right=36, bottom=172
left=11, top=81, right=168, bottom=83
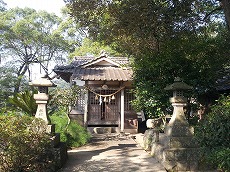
left=203, top=6, right=222, bottom=21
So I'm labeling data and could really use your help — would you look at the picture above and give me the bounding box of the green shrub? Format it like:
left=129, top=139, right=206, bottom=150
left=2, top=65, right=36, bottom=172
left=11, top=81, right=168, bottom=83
left=209, top=148, right=230, bottom=172
left=50, top=109, right=69, bottom=142
left=194, top=95, right=230, bottom=171
left=65, top=120, right=91, bottom=147
left=50, top=111, right=91, bottom=148
left=0, top=114, right=56, bottom=172
left=8, top=89, right=37, bottom=116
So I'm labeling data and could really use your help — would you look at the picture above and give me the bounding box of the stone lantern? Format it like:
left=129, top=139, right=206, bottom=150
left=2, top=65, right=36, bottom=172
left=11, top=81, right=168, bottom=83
left=164, top=77, right=192, bottom=133
left=29, top=75, right=56, bottom=126
left=162, top=77, right=201, bottom=171
left=29, top=75, right=68, bottom=168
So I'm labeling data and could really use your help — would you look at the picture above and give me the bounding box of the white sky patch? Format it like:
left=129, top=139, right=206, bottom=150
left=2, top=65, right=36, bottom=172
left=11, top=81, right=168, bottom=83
left=4, top=0, right=65, bottom=16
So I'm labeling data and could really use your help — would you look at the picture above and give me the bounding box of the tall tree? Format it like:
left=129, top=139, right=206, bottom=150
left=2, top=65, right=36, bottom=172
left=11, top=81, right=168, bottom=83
left=0, top=7, right=79, bottom=93
left=222, top=0, right=230, bottom=23
left=217, top=0, right=230, bottom=29
left=0, top=63, right=31, bottom=111
left=64, top=0, right=226, bottom=54
left=65, top=0, right=230, bottom=117
left=132, top=27, right=230, bottom=117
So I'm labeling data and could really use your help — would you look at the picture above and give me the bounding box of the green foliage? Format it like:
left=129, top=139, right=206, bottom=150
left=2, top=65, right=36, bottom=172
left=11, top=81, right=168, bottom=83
left=50, top=110, right=91, bottom=148
left=8, top=89, right=37, bottom=116
left=195, top=95, right=230, bottom=148
left=209, top=148, right=230, bottom=172
left=69, top=38, right=124, bottom=58
left=65, top=120, right=91, bottom=147
left=50, top=85, right=81, bottom=112
left=50, top=109, right=68, bottom=142
left=0, top=7, right=81, bottom=92
left=65, top=0, right=224, bottom=54
left=50, top=85, right=91, bottom=148
left=65, top=0, right=230, bottom=119
left=0, top=66, right=17, bottom=109
left=194, top=95, right=230, bottom=171
left=0, top=0, right=6, bottom=12
left=132, top=24, right=230, bottom=118
left=0, top=114, right=56, bottom=172
left=0, top=65, right=31, bottom=110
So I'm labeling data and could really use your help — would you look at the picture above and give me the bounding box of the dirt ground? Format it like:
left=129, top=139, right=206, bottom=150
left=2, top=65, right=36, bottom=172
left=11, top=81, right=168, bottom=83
left=59, top=133, right=166, bottom=172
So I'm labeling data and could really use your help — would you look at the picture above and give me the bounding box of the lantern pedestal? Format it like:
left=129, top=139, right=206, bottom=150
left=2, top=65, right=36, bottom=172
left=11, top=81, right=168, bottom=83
left=33, top=91, right=55, bottom=133
left=165, top=97, right=192, bottom=136
left=34, top=93, right=50, bottom=124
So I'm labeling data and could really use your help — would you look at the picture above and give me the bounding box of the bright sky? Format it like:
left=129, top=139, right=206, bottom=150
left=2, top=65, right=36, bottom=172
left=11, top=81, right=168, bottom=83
left=4, top=0, right=65, bottom=16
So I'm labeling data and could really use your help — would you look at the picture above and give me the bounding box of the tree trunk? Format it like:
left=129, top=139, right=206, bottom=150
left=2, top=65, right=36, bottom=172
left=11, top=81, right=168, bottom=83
left=221, top=0, right=230, bottom=29
left=14, top=64, right=28, bottom=93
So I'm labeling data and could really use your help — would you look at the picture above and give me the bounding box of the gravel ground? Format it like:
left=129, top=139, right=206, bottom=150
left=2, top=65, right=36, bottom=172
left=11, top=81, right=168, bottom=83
left=59, top=133, right=166, bottom=172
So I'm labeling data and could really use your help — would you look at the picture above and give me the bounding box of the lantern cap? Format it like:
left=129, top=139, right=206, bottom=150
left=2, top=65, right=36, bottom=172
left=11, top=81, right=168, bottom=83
left=29, top=74, right=56, bottom=87
left=164, top=77, right=192, bottom=91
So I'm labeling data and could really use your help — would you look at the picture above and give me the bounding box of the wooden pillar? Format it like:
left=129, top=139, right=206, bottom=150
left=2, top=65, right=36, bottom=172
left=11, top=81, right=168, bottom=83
left=84, top=89, right=88, bottom=127
left=120, top=89, right=125, bottom=132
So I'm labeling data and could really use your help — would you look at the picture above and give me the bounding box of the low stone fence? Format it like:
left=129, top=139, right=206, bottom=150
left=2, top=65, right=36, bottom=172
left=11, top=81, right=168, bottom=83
left=134, top=129, right=218, bottom=172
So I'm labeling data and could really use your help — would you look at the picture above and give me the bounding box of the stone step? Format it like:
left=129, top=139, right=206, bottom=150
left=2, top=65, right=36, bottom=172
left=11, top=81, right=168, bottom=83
left=88, top=127, right=120, bottom=134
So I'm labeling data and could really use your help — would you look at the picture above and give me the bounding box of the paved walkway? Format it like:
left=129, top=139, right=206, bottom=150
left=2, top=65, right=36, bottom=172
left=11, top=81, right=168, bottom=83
left=59, top=134, right=166, bottom=172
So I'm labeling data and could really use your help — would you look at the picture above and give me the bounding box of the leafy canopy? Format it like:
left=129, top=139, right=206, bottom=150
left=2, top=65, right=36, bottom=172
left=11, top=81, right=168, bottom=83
left=0, top=7, right=80, bottom=93
left=65, top=0, right=230, bottom=118
left=65, top=0, right=225, bottom=54
left=69, top=37, right=124, bottom=58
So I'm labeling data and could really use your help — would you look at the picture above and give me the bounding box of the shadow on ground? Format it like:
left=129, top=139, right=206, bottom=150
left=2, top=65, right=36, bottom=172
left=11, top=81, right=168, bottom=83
left=59, top=134, right=166, bottom=172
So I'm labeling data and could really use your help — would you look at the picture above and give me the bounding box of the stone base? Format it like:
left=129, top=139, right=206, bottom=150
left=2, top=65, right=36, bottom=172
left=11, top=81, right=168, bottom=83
left=48, top=132, right=67, bottom=171
left=163, top=147, right=201, bottom=171
left=149, top=133, right=217, bottom=172
left=124, top=128, right=138, bottom=134
left=143, top=129, right=159, bottom=151
left=166, top=136, right=199, bottom=148
left=89, top=127, right=138, bottom=134
left=50, top=133, right=60, bottom=147
left=165, top=125, right=194, bottom=137
left=53, top=142, right=68, bottom=170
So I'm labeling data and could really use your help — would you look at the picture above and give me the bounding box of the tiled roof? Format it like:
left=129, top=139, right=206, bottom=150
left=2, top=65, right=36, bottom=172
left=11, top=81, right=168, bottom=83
left=72, top=67, right=132, bottom=81
left=72, top=56, right=130, bottom=67
left=53, top=55, right=132, bottom=82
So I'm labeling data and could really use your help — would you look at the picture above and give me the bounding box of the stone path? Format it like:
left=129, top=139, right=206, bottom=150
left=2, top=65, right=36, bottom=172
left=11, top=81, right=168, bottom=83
left=59, top=134, right=166, bottom=172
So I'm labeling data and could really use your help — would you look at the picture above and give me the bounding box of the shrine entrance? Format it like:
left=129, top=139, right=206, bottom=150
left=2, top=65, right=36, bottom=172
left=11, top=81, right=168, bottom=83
left=88, top=89, right=120, bottom=126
